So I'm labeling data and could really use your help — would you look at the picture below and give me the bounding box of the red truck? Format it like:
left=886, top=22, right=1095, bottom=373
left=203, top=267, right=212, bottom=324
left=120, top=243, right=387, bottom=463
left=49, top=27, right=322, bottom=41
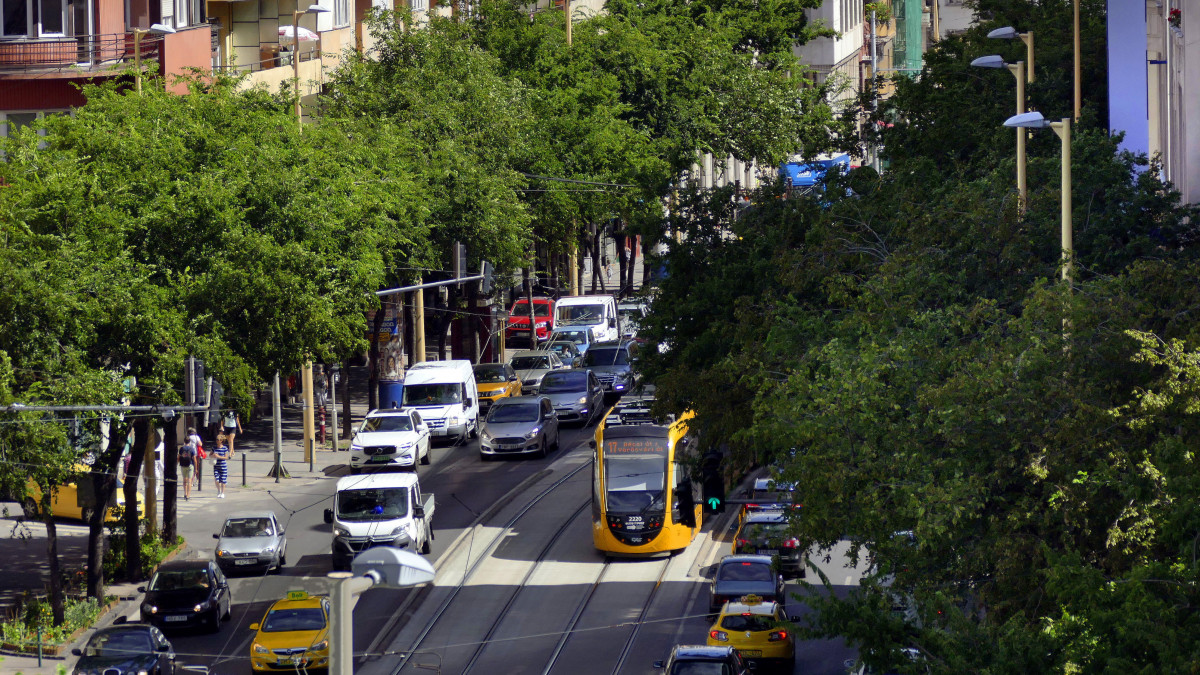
left=507, top=297, right=555, bottom=344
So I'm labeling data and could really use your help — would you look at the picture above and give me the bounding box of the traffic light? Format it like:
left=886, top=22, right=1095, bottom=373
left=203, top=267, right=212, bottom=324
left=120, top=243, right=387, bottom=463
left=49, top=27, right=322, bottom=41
left=701, top=451, right=725, bottom=514
left=480, top=260, right=495, bottom=295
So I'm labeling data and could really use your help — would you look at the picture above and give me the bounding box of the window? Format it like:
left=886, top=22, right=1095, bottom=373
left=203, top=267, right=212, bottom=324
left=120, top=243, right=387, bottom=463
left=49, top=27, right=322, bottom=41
left=2, top=0, right=65, bottom=37
left=333, top=0, right=349, bottom=27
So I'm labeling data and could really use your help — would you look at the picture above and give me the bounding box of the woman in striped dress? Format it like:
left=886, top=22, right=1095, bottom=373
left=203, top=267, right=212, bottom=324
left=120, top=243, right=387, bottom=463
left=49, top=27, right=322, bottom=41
left=213, top=433, right=232, bottom=498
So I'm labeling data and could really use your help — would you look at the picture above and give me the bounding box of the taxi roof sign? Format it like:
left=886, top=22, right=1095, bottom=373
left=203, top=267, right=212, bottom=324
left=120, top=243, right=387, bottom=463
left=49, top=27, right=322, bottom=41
left=286, top=590, right=309, bottom=601
left=740, top=594, right=763, bottom=605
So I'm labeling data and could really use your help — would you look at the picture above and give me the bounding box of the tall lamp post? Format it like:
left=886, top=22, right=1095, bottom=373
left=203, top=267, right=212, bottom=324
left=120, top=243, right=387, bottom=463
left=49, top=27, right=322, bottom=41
left=986, top=26, right=1034, bottom=82
left=291, top=3, right=329, bottom=129
left=971, top=55, right=1027, bottom=213
left=1004, top=111, right=1072, bottom=282
left=132, top=23, right=175, bottom=94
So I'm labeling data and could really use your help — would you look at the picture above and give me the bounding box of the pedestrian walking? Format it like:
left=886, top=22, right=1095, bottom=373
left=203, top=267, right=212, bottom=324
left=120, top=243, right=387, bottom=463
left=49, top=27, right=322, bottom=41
left=186, top=426, right=204, bottom=490
left=213, top=434, right=232, bottom=498
left=222, top=409, right=243, bottom=453
left=177, top=442, right=196, bottom=501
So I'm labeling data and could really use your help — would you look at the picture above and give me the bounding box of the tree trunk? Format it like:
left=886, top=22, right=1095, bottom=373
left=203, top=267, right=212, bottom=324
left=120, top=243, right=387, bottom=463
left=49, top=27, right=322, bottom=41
left=123, top=417, right=149, bottom=583
left=591, top=230, right=604, bottom=293
left=368, top=307, right=385, bottom=411
left=42, top=493, right=65, bottom=625
left=615, top=227, right=629, bottom=297
left=342, top=359, right=353, bottom=441
left=467, top=283, right=480, bottom=362
left=627, top=235, right=639, bottom=294
left=161, top=416, right=179, bottom=544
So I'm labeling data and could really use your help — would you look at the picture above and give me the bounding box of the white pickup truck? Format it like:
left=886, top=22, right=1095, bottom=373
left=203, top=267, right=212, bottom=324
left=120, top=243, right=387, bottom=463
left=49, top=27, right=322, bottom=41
left=324, top=472, right=435, bottom=571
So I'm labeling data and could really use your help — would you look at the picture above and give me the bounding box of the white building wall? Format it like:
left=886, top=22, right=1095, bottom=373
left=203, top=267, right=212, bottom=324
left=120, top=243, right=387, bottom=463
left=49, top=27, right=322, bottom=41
left=1147, top=0, right=1198, bottom=204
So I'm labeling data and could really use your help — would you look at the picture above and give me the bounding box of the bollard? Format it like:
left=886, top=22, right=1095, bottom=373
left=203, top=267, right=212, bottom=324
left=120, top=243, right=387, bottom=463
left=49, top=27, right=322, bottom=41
left=309, top=438, right=314, bottom=473
left=37, top=626, right=42, bottom=667
left=242, top=453, right=247, bottom=487
left=197, top=454, right=203, bottom=492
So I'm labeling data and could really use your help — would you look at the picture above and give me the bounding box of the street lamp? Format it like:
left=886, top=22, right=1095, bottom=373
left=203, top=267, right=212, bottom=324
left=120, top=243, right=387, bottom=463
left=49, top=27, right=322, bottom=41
left=1003, top=111, right=1072, bottom=282
left=132, top=23, right=175, bottom=94
left=986, top=26, right=1034, bottom=82
left=971, top=55, right=1027, bottom=213
left=291, top=3, right=329, bottom=130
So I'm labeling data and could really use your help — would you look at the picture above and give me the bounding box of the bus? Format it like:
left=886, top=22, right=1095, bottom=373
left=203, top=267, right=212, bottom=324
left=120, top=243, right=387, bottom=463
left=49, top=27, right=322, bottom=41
left=592, top=399, right=701, bottom=555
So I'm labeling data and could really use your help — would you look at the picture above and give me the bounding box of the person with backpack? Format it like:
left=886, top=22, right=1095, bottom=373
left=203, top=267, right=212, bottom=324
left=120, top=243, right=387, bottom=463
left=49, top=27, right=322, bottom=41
left=177, top=441, right=196, bottom=501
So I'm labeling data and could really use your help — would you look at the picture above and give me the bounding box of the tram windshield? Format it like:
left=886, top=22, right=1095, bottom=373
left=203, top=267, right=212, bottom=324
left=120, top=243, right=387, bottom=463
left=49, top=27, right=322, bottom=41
left=604, top=434, right=668, bottom=514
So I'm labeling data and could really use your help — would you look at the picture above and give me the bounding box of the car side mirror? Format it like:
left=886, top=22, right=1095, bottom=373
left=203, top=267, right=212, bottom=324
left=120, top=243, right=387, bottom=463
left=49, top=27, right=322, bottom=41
left=137, top=586, right=146, bottom=593
left=608, top=317, right=616, bottom=327
left=465, top=398, right=473, bottom=407
left=652, top=661, right=664, bottom=670
left=323, top=509, right=333, bottom=524
left=157, top=643, right=172, bottom=652
left=413, top=505, right=425, bottom=519
left=71, top=648, right=82, bottom=656
left=250, top=623, right=261, bottom=631
left=212, top=533, right=220, bottom=539
left=278, top=529, right=285, bottom=536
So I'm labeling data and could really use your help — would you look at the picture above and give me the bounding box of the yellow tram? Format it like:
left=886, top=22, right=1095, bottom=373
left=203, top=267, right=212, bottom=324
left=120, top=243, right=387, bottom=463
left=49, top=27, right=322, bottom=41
left=592, top=399, right=701, bottom=555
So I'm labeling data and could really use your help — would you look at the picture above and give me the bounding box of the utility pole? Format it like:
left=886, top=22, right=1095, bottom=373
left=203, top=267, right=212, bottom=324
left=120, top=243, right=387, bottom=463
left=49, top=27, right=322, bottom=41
left=302, top=362, right=315, bottom=465
left=565, top=0, right=571, bottom=45
left=414, top=287, right=426, bottom=364
left=143, top=422, right=158, bottom=532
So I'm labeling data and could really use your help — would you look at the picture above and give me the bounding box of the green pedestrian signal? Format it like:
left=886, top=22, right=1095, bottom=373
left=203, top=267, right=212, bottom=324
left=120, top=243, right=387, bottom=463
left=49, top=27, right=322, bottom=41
left=707, top=497, right=721, bottom=510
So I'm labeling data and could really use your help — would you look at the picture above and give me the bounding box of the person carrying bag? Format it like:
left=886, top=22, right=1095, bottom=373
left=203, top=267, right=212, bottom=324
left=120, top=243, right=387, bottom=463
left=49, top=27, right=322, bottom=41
left=177, top=442, right=196, bottom=500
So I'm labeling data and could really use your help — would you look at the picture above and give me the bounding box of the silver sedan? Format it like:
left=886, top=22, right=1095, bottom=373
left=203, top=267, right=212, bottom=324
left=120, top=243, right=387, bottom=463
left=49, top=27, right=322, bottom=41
left=212, top=511, right=286, bottom=575
left=479, top=396, right=560, bottom=460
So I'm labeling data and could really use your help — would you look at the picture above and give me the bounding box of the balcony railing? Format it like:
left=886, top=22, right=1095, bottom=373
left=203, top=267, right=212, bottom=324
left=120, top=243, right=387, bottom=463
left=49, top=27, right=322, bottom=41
left=0, top=31, right=162, bottom=74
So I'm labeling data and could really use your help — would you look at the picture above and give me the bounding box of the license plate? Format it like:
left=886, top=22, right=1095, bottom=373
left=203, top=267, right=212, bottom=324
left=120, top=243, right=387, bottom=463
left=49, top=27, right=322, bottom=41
left=740, top=650, right=762, bottom=657
left=235, top=558, right=257, bottom=565
left=368, top=456, right=391, bottom=463
left=757, top=549, right=778, bottom=556
left=278, top=657, right=294, bottom=666
left=165, top=615, right=188, bottom=622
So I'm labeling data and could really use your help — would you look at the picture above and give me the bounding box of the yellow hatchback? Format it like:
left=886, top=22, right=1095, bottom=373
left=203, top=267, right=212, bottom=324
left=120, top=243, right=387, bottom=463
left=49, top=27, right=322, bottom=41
left=250, top=591, right=331, bottom=672
left=706, top=595, right=796, bottom=671
left=474, top=363, right=521, bottom=411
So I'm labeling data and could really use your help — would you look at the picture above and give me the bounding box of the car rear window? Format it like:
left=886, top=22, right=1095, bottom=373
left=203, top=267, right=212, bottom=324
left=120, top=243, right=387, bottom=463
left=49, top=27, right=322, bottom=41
left=717, top=561, right=774, bottom=582
left=720, top=614, right=776, bottom=631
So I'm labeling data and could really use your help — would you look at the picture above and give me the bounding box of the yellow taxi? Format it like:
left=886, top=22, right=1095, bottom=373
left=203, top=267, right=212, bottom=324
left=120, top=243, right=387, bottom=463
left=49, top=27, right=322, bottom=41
left=474, top=363, right=521, bottom=410
left=706, top=594, right=796, bottom=670
left=25, top=468, right=144, bottom=523
left=249, top=591, right=331, bottom=672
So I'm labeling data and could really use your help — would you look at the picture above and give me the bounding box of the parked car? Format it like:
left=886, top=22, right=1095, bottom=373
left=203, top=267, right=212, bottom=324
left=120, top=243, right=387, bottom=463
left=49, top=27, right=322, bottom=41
left=582, top=340, right=639, bottom=394
left=213, top=511, right=287, bottom=575
left=733, top=511, right=805, bottom=578
left=541, top=340, right=584, bottom=368
left=138, top=560, right=232, bottom=633
left=72, top=623, right=176, bottom=675
left=708, top=554, right=786, bottom=614
left=249, top=591, right=331, bottom=673
left=652, top=645, right=751, bottom=674
left=473, top=363, right=521, bottom=410
left=707, top=595, right=798, bottom=671
left=506, top=297, right=556, bottom=345
left=479, top=395, right=560, bottom=460
left=538, top=369, right=605, bottom=425
left=509, top=350, right=567, bottom=395
left=348, top=408, right=432, bottom=473
left=24, top=466, right=144, bottom=523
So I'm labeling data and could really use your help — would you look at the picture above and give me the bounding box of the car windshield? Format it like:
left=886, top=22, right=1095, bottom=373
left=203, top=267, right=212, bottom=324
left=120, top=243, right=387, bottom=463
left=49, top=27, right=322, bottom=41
left=557, top=303, right=605, bottom=325
left=604, top=455, right=665, bottom=514
left=147, top=568, right=210, bottom=591
left=85, top=630, right=153, bottom=657
left=474, top=365, right=508, bottom=384
left=669, top=662, right=734, bottom=675
left=584, top=347, right=628, bottom=366
left=547, top=343, right=573, bottom=356
left=511, top=299, right=550, bottom=314
left=488, top=404, right=540, bottom=423
left=221, top=517, right=274, bottom=538
left=540, top=371, right=587, bottom=393
left=720, top=613, right=776, bottom=631
left=556, top=331, right=588, bottom=345
left=403, top=384, right=461, bottom=407
left=717, top=562, right=774, bottom=582
left=511, top=355, right=552, bottom=370
left=261, top=607, right=326, bottom=632
left=362, top=415, right=413, bottom=432
left=337, top=487, right=409, bottom=521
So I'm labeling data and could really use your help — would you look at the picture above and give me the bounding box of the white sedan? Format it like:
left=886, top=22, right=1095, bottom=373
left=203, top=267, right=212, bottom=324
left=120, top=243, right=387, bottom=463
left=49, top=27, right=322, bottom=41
left=349, top=409, right=432, bottom=473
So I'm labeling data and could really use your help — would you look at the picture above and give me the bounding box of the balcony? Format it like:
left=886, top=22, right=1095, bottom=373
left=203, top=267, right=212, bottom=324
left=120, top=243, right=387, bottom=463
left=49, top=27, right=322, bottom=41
left=0, top=32, right=161, bottom=73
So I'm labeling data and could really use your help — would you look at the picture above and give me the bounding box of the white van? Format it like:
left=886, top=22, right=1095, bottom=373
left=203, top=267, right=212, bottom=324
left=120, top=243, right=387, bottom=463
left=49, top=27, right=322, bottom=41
left=323, top=472, right=435, bottom=570
left=401, top=360, right=479, bottom=442
left=554, top=295, right=619, bottom=343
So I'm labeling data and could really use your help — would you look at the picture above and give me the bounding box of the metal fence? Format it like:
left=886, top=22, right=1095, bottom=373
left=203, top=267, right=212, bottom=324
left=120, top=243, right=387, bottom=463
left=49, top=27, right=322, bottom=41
left=0, top=31, right=163, bottom=74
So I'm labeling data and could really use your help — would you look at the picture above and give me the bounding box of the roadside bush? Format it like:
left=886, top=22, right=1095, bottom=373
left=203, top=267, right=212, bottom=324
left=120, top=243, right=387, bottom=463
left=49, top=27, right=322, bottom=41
left=0, top=595, right=106, bottom=647
left=103, top=528, right=183, bottom=581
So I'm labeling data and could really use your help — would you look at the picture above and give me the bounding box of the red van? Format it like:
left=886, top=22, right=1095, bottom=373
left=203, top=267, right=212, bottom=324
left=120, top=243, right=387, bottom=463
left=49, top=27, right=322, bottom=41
left=507, top=298, right=555, bottom=344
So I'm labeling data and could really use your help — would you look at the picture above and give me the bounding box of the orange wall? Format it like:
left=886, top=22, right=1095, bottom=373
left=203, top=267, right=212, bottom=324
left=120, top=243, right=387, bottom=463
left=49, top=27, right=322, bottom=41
left=98, top=0, right=125, bottom=36
left=161, top=24, right=215, bottom=93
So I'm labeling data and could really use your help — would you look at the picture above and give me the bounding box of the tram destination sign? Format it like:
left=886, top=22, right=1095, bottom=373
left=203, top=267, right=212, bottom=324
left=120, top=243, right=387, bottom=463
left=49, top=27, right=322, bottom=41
left=605, top=436, right=668, bottom=456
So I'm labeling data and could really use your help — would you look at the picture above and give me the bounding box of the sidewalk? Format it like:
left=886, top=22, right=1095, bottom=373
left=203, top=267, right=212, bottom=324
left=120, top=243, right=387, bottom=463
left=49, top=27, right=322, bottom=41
left=0, top=367, right=373, bottom=675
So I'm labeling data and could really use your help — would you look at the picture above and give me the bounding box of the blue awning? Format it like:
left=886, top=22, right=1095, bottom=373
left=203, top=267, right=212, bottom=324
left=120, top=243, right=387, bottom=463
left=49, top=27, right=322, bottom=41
left=780, top=154, right=851, bottom=187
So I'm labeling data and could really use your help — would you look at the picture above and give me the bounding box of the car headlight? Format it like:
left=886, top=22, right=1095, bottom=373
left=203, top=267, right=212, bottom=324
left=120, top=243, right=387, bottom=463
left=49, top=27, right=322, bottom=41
left=391, top=527, right=411, bottom=540
left=577, top=396, right=588, bottom=404
left=309, top=640, right=329, bottom=652
left=535, top=321, right=548, bottom=328
left=253, top=642, right=270, bottom=654
left=524, top=427, right=541, bottom=440
left=142, top=603, right=158, bottom=614
left=216, top=549, right=229, bottom=557
left=137, top=669, right=150, bottom=675
left=334, top=526, right=351, bottom=538
left=447, top=416, right=461, bottom=425
left=350, top=445, right=362, bottom=453
left=193, top=602, right=206, bottom=612
left=262, top=546, right=275, bottom=554
left=481, top=430, right=494, bottom=442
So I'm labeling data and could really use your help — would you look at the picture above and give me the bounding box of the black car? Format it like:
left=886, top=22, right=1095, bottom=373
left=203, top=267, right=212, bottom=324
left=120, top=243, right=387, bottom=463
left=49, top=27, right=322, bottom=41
left=138, top=560, right=232, bottom=633
left=653, top=645, right=751, bottom=674
left=582, top=340, right=639, bottom=394
left=708, top=554, right=787, bottom=614
left=733, top=511, right=806, bottom=578
left=72, top=623, right=175, bottom=675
